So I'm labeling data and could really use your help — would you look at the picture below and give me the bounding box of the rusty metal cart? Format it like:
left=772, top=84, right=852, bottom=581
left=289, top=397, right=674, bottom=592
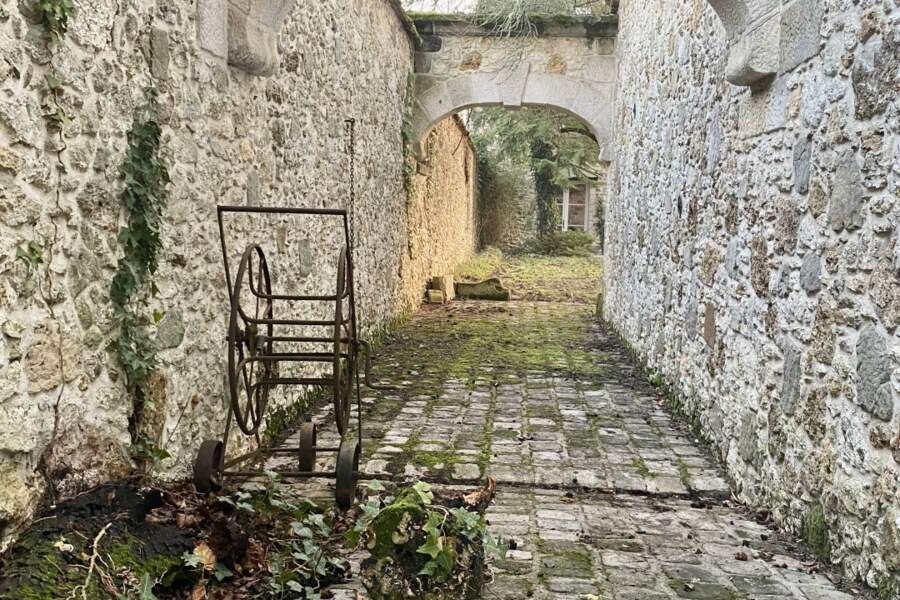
left=192, top=204, right=372, bottom=509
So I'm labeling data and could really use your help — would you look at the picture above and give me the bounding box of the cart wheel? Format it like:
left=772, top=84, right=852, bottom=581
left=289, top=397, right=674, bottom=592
left=228, top=244, right=275, bottom=436
left=333, top=247, right=353, bottom=435
left=335, top=437, right=360, bottom=510
left=298, top=422, right=317, bottom=472
left=194, top=440, right=224, bottom=494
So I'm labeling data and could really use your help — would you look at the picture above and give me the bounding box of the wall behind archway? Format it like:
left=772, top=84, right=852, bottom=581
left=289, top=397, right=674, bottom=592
left=605, top=0, right=899, bottom=588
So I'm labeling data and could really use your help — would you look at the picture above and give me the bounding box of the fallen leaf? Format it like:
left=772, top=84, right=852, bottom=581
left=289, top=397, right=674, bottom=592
left=193, top=542, right=217, bottom=571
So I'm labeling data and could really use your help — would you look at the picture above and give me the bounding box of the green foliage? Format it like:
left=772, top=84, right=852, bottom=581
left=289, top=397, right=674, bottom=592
left=473, top=139, right=526, bottom=247
left=108, top=88, right=170, bottom=447
left=34, top=0, right=75, bottom=43
left=524, top=230, right=594, bottom=257
left=222, top=474, right=348, bottom=599
left=350, top=481, right=507, bottom=596
left=15, top=240, right=45, bottom=273
left=470, top=107, right=600, bottom=238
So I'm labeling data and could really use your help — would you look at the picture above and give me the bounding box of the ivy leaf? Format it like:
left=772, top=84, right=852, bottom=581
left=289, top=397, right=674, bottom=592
left=412, top=481, right=433, bottom=505
left=212, top=562, right=233, bottom=582
left=137, top=573, right=157, bottom=600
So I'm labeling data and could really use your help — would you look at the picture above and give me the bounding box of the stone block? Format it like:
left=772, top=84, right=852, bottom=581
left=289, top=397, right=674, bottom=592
left=432, top=274, right=454, bottom=300
left=793, top=133, right=812, bottom=194
left=739, top=75, right=788, bottom=137
left=855, top=325, right=893, bottom=421
left=725, top=13, right=780, bottom=87
left=426, top=289, right=446, bottom=304
left=456, top=278, right=510, bottom=301
left=150, top=27, right=170, bottom=80
left=800, top=253, right=822, bottom=294
left=197, top=0, right=228, bottom=59
left=780, top=0, right=824, bottom=73
left=703, top=303, right=716, bottom=349
left=781, top=344, right=801, bottom=415
left=829, top=151, right=865, bottom=232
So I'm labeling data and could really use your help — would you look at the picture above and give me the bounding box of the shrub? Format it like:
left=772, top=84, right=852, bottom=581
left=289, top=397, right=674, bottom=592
left=525, top=230, right=594, bottom=256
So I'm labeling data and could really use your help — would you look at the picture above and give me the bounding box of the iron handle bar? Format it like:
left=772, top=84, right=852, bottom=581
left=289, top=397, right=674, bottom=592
left=223, top=470, right=358, bottom=478
left=269, top=446, right=341, bottom=454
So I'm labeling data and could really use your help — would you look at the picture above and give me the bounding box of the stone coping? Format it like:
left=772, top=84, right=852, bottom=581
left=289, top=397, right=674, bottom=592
left=409, top=12, right=618, bottom=39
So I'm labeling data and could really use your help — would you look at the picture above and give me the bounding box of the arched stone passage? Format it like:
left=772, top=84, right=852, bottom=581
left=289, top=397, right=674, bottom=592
left=412, top=72, right=614, bottom=162
left=410, top=14, right=617, bottom=163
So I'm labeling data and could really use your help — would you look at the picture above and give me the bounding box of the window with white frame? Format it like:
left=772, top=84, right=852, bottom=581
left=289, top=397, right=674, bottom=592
left=556, top=184, right=592, bottom=232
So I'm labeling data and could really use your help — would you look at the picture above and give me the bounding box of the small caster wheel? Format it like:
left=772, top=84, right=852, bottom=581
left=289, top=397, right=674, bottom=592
left=194, top=440, right=224, bottom=494
left=335, top=437, right=360, bottom=510
left=298, top=422, right=317, bottom=472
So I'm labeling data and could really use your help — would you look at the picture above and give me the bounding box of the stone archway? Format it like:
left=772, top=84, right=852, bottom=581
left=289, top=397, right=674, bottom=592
left=410, top=14, right=617, bottom=162
left=412, top=72, right=614, bottom=161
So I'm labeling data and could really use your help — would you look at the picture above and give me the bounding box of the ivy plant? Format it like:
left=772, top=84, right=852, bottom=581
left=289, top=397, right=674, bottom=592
left=34, top=0, right=76, bottom=43
left=350, top=481, right=508, bottom=598
left=109, top=88, right=170, bottom=449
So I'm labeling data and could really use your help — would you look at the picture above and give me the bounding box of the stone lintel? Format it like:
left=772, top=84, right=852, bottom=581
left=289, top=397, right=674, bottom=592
left=410, top=14, right=618, bottom=40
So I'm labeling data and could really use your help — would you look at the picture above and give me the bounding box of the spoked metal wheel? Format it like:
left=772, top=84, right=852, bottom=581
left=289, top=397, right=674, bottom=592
left=228, top=244, right=275, bottom=437
left=333, top=247, right=356, bottom=435
left=298, top=422, right=317, bottom=471
left=335, top=437, right=360, bottom=510
left=194, top=440, right=224, bottom=494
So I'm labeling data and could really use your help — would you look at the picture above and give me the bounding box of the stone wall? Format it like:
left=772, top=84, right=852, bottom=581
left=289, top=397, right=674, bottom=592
left=401, top=115, right=477, bottom=310
left=605, top=0, right=899, bottom=588
left=0, top=0, right=463, bottom=548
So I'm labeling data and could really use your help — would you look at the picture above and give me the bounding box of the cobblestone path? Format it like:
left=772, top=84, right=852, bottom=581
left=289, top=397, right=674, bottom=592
left=272, top=301, right=861, bottom=600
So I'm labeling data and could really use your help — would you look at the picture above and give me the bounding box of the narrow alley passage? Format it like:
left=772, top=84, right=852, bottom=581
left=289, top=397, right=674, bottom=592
left=275, top=256, right=863, bottom=600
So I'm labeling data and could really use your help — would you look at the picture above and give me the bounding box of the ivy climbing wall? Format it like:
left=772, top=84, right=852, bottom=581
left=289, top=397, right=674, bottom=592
left=0, top=0, right=472, bottom=548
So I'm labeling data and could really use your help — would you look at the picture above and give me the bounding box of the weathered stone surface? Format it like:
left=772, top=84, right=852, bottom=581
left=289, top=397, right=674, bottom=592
left=855, top=325, right=893, bottom=421
left=779, top=0, right=824, bottom=73
left=607, top=0, right=900, bottom=585
left=781, top=344, right=801, bottom=416
left=852, top=32, right=899, bottom=120
left=23, top=324, right=82, bottom=393
left=750, top=235, right=769, bottom=297
left=829, top=151, right=866, bottom=232
left=793, top=133, right=812, bottom=194
left=456, top=278, right=510, bottom=301
left=703, top=303, right=716, bottom=349
left=155, top=310, right=185, bottom=350
left=800, top=253, right=822, bottom=294
left=150, top=27, right=170, bottom=80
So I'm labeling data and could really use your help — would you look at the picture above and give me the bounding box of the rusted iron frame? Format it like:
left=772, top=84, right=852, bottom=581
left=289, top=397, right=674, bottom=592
left=215, top=204, right=363, bottom=482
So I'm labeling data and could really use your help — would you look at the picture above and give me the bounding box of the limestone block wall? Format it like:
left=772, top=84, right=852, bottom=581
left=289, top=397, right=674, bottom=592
left=605, top=0, right=899, bottom=587
left=0, top=0, right=443, bottom=547
left=401, top=115, right=477, bottom=310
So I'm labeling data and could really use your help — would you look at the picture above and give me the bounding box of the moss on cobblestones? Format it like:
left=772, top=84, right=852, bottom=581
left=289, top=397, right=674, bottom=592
left=456, top=251, right=603, bottom=304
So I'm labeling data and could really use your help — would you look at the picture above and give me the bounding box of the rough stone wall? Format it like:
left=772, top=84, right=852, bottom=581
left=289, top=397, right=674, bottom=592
left=401, top=116, right=477, bottom=309
left=0, top=0, right=425, bottom=547
left=605, top=0, right=899, bottom=587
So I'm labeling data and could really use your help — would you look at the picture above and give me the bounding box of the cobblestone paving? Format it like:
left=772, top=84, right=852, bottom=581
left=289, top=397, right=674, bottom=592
left=270, top=301, right=863, bottom=599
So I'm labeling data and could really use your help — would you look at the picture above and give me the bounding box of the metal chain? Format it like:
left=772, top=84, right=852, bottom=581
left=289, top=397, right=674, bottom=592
left=344, top=118, right=356, bottom=253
